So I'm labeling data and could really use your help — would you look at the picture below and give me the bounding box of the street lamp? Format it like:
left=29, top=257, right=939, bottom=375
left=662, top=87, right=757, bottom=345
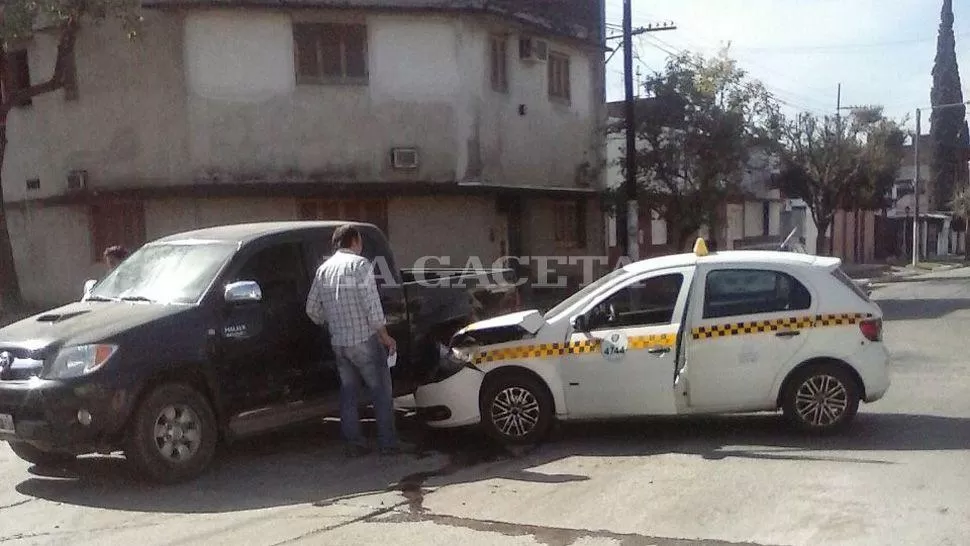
left=912, top=100, right=970, bottom=266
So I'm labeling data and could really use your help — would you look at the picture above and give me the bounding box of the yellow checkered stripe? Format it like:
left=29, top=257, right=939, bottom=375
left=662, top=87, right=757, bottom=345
left=691, top=312, right=873, bottom=340
left=474, top=333, right=677, bottom=365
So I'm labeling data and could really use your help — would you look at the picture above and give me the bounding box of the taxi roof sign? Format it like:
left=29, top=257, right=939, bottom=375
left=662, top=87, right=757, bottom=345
left=693, top=237, right=709, bottom=257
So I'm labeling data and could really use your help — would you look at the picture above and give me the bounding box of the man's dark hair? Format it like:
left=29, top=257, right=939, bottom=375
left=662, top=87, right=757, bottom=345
left=103, top=245, right=129, bottom=261
left=332, top=225, right=361, bottom=250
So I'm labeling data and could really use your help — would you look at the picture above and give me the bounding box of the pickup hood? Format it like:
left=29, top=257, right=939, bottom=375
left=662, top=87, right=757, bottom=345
left=451, top=309, right=546, bottom=347
left=0, top=301, right=190, bottom=357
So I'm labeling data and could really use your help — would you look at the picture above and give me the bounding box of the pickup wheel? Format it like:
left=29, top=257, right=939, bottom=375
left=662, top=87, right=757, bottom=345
left=479, top=372, right=553, bottom=445
left=782, top=363, right=860, bottom=434
left=7, top=441, right=76, bottom=467
left=125, top=383, right=217, bottom=483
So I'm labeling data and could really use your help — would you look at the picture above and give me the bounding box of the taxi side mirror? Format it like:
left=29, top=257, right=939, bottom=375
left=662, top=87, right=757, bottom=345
left=571, top=314, right=590, bottom=332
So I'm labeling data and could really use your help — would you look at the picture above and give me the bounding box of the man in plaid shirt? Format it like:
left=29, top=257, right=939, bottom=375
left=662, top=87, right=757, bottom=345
left=306, top=225, right=409, bottom=456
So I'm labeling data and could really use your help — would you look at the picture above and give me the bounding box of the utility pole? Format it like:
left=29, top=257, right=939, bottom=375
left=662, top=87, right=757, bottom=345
left=913, top=108, right=921, bottom=267
left=619, top=1, right=675, bottom=260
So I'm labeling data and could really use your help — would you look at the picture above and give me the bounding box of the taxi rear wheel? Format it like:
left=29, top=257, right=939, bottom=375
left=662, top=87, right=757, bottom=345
left=479, top=372, right=553, bottom=445
left=782, top=363, right=860, bottom=434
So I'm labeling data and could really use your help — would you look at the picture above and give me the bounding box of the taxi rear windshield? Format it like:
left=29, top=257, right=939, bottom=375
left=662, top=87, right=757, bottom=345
left=831, top=267, right=871, bottom=302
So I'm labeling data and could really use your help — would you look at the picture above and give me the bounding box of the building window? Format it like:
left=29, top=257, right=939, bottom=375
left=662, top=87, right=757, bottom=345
left=293, top=23, right=368, bottom=84
left=298, top=198, right=388, bottom=235
left=490, top=35, right=508, bottom=92
left=89, top=201, right=146, bottom=262
left=3, top=50, right=32, bottom=107
left=553, top=200, right=586, bottom=248
left=548, top=52, right=570, bottom=102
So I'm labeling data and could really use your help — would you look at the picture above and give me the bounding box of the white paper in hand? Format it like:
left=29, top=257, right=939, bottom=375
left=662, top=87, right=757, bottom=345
left=387, top=351, right=397, bottom=368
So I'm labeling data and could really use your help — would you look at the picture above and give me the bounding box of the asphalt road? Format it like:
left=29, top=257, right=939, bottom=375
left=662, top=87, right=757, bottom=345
left=2, top=271, right=970, bottom=546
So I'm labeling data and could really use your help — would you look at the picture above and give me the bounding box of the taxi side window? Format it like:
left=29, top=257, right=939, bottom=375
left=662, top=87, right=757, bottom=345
left=590, top=273, right=684, bottom=329
left=703, top=269, right=811, bottom=319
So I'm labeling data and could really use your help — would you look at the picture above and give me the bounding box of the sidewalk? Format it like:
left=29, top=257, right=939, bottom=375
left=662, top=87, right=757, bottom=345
left=852, top=261, right=969, bottom=286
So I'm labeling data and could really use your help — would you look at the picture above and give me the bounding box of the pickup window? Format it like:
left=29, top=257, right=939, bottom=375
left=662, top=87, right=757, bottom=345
left=703, top=269, right=812, bottom=319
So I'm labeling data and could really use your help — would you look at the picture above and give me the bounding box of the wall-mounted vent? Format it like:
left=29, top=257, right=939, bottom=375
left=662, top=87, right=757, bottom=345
left=391, top=148, right=419, bottom=170
left=519, top=37, right=549, bottom=62
left=66, top=170, right=88, bottom=192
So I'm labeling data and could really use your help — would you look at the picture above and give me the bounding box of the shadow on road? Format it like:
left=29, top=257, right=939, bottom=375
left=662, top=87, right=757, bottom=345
left=13, top=410, right=970, bottom=515
left=876, top=298, right=970, bottom=321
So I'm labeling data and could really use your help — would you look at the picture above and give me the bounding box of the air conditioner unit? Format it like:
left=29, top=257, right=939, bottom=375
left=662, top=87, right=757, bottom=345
left=519, top=37, right=549, bottom=62
left=390, top=148, right=419, bottom=170
left=66, top=170, right=88, bottom=192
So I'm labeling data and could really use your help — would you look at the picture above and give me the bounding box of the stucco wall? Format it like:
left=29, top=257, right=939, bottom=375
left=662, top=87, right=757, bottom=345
left=475, top=21, right=599, bottom=187
left=5, top=9, right=602, bottom=194
left=8, top=205, right=102, bottom=304
left=2, top=12, right=190, bottom=201
left=388, top=196, right=497, bottom=268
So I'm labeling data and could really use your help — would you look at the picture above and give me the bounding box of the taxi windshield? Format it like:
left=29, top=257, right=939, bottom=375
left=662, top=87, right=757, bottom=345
left=89, top=242, right=236, bottom=304
left=543, top=267, right=630, bottom=321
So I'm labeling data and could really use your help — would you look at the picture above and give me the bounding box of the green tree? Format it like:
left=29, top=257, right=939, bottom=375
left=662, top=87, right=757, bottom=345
left=929, top=0, right=969, bottom=210
left=777, top=107, right=906, bottom=256
left=617, top=50, right=780, bottom=251
left=0, top=0, right=140, bottom=308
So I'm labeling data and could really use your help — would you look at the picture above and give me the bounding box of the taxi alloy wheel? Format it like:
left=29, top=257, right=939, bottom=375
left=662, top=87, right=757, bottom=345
left=783, top=363, right=860, bottom=434
left=480, top=373, right=553, bottom=446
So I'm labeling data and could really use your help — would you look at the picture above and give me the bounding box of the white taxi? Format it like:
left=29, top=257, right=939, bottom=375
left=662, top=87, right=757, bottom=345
left=414, top=240, right=890, bottom=445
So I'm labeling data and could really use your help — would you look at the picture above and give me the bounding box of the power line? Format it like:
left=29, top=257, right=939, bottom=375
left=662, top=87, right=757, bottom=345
left=644, top=34, right=835, bottom=113
left=636, top=34, right=828, bottom=115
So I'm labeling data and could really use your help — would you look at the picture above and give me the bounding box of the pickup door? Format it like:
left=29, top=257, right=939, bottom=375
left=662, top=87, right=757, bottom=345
left=559, top=266, right=696, bottom=418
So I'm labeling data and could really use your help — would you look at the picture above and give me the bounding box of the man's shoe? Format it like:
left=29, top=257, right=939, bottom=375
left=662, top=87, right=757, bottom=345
left=344, top=444, right=372, bottom=458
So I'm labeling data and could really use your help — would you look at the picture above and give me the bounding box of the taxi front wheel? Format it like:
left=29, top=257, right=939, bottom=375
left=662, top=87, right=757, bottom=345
left=782, top=363, right=860, bottom=434
left=479, top=372, right=554, bottom=445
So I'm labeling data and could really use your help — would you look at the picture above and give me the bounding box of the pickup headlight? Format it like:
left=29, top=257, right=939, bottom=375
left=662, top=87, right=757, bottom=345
left=46, top=344, right=118, bottom=379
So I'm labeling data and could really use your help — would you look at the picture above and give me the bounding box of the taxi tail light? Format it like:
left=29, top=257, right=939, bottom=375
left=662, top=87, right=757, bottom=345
left=859, top=318, right=882, bottom=342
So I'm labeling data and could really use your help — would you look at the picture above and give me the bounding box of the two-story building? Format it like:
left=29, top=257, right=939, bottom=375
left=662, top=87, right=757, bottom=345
left=3, top=0, right=607, bottom=305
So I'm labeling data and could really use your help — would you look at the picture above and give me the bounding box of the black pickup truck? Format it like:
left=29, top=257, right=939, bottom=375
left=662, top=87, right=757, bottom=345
left=0, top=221, right=514, bottom=482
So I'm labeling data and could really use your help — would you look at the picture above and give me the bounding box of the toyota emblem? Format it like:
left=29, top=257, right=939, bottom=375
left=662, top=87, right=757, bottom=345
left=0, top=352, right=10, bottom=374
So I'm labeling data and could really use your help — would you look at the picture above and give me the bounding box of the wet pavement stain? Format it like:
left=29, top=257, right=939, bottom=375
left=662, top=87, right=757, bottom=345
left=376, top=511, right=781, bottom=546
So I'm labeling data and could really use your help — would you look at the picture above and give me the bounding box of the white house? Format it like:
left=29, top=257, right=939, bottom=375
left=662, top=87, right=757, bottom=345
left=2, top=0, right=608, bottom=305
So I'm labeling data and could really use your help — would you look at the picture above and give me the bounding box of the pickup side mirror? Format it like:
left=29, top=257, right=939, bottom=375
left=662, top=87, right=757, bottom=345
left=225, top=281, right=262, bottom=304
left=571, top=313, right=589, bottom=332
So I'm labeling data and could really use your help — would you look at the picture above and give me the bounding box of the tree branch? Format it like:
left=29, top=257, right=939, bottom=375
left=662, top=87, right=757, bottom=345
left=1, top=15, right=80, bottom=118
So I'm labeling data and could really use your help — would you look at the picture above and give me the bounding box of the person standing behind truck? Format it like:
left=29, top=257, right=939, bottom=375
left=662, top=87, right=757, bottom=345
left=305, top=225, right=412, bottom=457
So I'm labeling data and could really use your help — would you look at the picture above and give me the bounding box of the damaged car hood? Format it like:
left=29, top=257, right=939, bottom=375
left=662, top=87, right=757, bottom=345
left=452, top=310, right=546, bottom=347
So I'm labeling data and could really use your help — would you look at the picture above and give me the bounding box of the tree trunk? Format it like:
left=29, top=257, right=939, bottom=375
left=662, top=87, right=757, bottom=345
left=815, top=220, right=830, bottom=256
left=0, top=124, right=23, bottom=311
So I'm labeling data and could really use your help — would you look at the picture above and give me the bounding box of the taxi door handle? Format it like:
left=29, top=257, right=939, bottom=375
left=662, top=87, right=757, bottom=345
left=776, top=330, right=801, bottom=338
left=647, top=347, right=671, bottom=355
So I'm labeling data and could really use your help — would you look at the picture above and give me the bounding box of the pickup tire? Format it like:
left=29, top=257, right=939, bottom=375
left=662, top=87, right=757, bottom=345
left=7, top=441, right=76, bottom=467
left=124, top=383, right=217, bottom=483
left=781, top=362, right=860, bottom=434
left=479, top=372, right=553, bottom=445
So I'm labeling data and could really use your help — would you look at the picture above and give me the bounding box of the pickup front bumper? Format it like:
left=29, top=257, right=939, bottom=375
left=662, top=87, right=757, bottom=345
left=0, top=377, right=129, bottom=453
